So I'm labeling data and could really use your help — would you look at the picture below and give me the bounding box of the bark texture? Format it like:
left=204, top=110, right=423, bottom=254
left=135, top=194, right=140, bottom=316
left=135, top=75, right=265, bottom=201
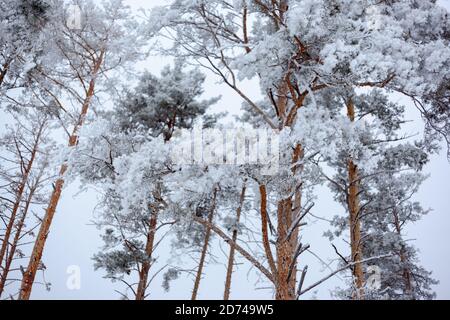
left=135, top=211, right=158, bottom=300
left=346, top=98, right=365, bottom=299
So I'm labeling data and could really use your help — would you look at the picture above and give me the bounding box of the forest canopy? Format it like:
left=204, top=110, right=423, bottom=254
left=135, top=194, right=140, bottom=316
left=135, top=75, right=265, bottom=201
left=0, top=0, right=449, bottom=301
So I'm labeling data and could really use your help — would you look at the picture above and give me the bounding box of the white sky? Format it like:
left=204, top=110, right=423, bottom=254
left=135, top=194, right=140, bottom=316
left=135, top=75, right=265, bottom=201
left=4, top=0, right=448, bottom=300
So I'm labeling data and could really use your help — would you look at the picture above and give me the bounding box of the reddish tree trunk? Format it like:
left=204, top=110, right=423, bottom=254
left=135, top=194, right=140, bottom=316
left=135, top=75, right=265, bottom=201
left=275, top=199, right=296, bottom=300
left=259, top=185, right=278, bottom=279
left=347, top=159, right=365, bottom=298
left=274, top=145, right=303, bottom=300
left=135, top=211, right=158, bottom=300
left=191, top=189, right=217, bottom=300
left=223, top=183, right=246, bottom=300
left=346, top=99, right=365, bottom=299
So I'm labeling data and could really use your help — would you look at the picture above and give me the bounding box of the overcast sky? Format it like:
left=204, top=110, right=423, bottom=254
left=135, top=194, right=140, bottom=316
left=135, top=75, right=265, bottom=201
left=7, top=0, right=448, bottom=300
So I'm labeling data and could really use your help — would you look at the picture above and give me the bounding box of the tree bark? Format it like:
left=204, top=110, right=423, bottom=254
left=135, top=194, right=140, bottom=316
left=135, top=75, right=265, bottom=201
left=223, top=183, right=246, bottom=300
left=271, top=66, right=303, bottom=299
left=19, top=52, right=104, bottom=300
left=259, top=185, right=278, bottom=279
left=399, top=247, right=413, bottom=297
left=346, top=98, right=365, bottom=299
left=275, top=144, right=303, bottom=300
left=191, top=188, right=217, bottom=300
left=275, top=198, right=296, bottom=300
left=135, top=210, right=158, bottom=300
left=19, top=168, right=65, bottom=300
left=392, top=208, right=414, bottom=298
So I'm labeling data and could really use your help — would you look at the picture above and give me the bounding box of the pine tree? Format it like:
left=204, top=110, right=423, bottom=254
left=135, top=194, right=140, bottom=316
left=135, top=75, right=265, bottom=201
left=148, top=0, right=449, bottom=299
left=18, top=0, right=146, bottom=299
left=73, top=64, right=219, bottom=299
left=0, top=107, right=54, bottom=298
left=307, top=88, right=438, bottom=299
left=0, top=0, right=50, bottom=90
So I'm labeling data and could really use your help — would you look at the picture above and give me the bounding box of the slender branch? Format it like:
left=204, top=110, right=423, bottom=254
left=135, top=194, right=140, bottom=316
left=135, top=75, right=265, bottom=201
left=298, top=255, right=392, bottom=297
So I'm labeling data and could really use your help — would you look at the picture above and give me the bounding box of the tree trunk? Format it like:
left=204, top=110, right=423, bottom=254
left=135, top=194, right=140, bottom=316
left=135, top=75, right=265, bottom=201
left=135, top=211, right=158, bottom=300
left=19, top=52, right=104, bottom=300
left=223, top=183, right=246, bottom=300
left=191, top=188, right=217, bottom=300
left=19, top=170, right=65, bottom=300
left=275, top=144, right=303, bottom=300
left=259, top=184, right=278, bottom=280
left=270, top=64, right=303, bottom=299
left=399, top=248, right=413, bottom=298
left=392, top=208, right=414, bottom=298
left=275, top=199, right=296, bottom=300
left=346, top=98, right=365, bottom=299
